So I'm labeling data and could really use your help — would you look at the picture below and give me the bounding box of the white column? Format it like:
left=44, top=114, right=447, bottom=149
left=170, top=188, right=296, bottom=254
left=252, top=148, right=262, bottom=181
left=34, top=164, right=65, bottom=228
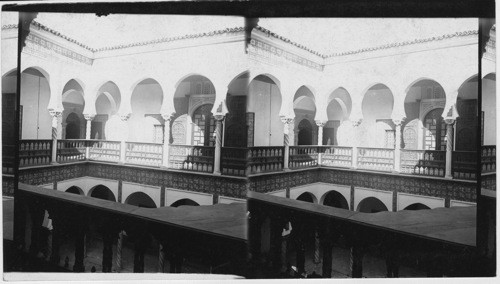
left=444, top=118, right=455, bottom=179
left=84, top=114, right=95, bottom=160
left=392, top=117, right=405, bottom=173
left=161, top=114, right=173, bottom=168
left=49, top=108, right=63, bottom=164
left=213, top=114, right=225, bottom=175
left=119, top=113, right=131, bottom=164
left=351, top=118, right=362, bottom=169
left=281, top=116, right=294, bottom=171
left=315, top=120, right=326, bottom=146
left=84, top=114, right=95, bottom=140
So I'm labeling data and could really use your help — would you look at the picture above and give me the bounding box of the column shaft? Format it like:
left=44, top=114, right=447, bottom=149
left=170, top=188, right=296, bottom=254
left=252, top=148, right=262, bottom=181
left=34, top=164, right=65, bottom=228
left=162, top=117, right=171, bottom=168
left=350, top=244, right=363, bottom=278
left=50, top=113, right=61, bottom=164
left=445, top=121, right=454, bottom=178
left=115, top=231, right=124, bottom=272
left=394, top=123, right=402, bottom=172
left=213, top=118, right=223, bottom=175
left=158, top=243, right=166, bottom=272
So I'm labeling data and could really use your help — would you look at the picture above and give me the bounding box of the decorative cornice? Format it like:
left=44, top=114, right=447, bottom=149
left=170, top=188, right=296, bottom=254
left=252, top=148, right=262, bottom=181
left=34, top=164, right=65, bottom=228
left=327, top=30, right=478, bottom=57
left=3, top=22, right=245, bottom=53
left=95, top=26, right=245, bottom=52
left=254, top=26, right=478, bottom=59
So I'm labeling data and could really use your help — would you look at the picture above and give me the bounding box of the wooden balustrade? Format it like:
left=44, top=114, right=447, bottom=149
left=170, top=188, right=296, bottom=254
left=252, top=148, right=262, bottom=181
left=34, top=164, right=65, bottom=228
left=88, top=140, right=121, bottom=163
left=452, top=151, right=477, bottom=180
left=247, top=146, right=284, bottom=174
left=221, top=147, right=247, bottom=176
left=481, top=145, right=496, bottom=173
left=357, top=147, right=394, bottom=172
left=169, top=145, right=214, bottom=173
left=56, top=139, right=88, bottom=163
left=125, top=142, right=163, bottom=167
left=19, top=140, right=52, bottom=167
left=320, top=146, right=353, bottom=168
left=289, top=146, right=319, bottom=169
left=400, top=149, right=445, bottom=177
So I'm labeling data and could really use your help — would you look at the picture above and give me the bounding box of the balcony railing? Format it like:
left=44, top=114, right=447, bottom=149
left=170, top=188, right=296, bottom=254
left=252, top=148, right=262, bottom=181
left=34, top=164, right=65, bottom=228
left=481, top=145, right=496, bottom=174
left=169, top=145, right=214, bottom=173
left=452, top=151, right=477, bottom=180
left=2, top=145, right=16, bottom=174
left=400, top=149, right=445, bottom=177
left=125, top=142, right=163, bottom=167
left=357, top=147, right=394, bottom=172
left=247, top=146, right=284, bottom=174
left=16, top=138, right=490, bottom=180
left=320, top=146, right=353, bottom=168
left=19, top=140, right=52, bottom=167
left=56, top=139, right=88, bottom=163
left=88, top=140, right=121, bottom=163
left=221, top=147, right=247, bottom=176
left=289, top=146, right=319, bottom=169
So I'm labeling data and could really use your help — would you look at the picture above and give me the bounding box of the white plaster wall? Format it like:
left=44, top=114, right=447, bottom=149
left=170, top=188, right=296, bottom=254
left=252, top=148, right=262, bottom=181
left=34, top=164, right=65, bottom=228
left=56, top=176, right=118, bottom=199
left=20, top=73, right=52, bottom=139
left=450, top=200, right=476, bottom=207
left=121, top=182, right=161, bottom=207
left=354, top=187, right=393, bottom=212
left=482, top=77, right=496, bottom=145
left=397, top=192, right=445, bottom=211
left=166, top=188, right=213, bottom=206
left=218, top=196, right=246, bottom=204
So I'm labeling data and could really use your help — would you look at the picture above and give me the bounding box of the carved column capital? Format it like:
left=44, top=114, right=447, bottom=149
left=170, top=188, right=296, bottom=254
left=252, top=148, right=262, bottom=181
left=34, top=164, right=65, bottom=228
left=161, top=112, right=174, bottom=122
left=83, top=113, right=96, bottom=121
left=119, top=113, right=131, bottom=122
left=315, top=120, right=327, bottom=128
left=213, top=113, right=226, bottom=121
left=351, top=118, right=362, bottom=127
left=391, top=117, right=406, bottom=126
left=48, top=108, right=63, bottom=118
left=444, top=118, right=456, bottom=125
left=280, top=116, right=294, bottom=125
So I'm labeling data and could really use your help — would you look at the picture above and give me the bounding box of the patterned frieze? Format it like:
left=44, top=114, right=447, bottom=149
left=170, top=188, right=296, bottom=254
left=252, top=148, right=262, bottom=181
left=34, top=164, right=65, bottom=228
left=19, top=162, right=247, bottom=199
left=24, top=33, right=93, bottom=65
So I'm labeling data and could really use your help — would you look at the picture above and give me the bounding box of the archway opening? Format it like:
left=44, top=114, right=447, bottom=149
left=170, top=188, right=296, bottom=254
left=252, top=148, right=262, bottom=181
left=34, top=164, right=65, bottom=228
left=247, top=75, right=282, bottom=146
left=456, top=75, right=478, bottom=151
left=125, top=192, right=157, bottom=208
left=296, top=192, right=315, bottom=203
left=225, top=71, right=249, bottom=147
left=357, top=197, right=388, bottom=213
left=65, top=186, right=84, bottom=195
left=293, top=86, right=316, bottom=146
left=172, top=75, right=215, bottom=146
left=323, top=191, right=349, bottom=209
left=171, top=198, right=199, bottom=207
left=403, top=203, right=430, bottom=210
left=62, top=79, right=85, bottom=139
left=19, top=68, right=51, bottom=139
left=403, top=79, right=446, bottom=150
left=326, top=87, right=352, bottom=146
left=2, top=70, right=18, bottom=173
left=130, top=78, right=164, bottom=143
left=360, top=84, right=394, bottom=148
left=94, top=81, right=121, bottom=140
left=89, top=185, right=116, bottom=202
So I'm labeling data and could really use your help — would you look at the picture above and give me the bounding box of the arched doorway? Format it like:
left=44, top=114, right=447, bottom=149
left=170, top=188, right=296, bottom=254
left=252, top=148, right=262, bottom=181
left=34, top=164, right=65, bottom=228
left=423, top=108, right=446, bottom=151
left=224, top=72, right=249, bottom=147
left=357, top=197, right=388, bottom=213
left=361, top=84, right=394, bottom=148
left=403, top=203, right=430, bottom=210
left=323, top=191, right=349, bottom=209
left=94, top=81, right=121, bottom=140
left=65, top=112, right=81, bottom=139
left=297, top=119, right=313, bottom=145
left=171, top=198, right=199, bottom=207
left=65, top=186, right=84, bottom=195
left=326, top=87, right=352, bottom=146
left=129, top=78, right=164, bottom=143
left=296, top=192, right=315, bottom=203
left=89, top=185, right=116, bottom=202
left=192, top=104, right=215, bottom=146
left=125, top=192, right=157, bottom=208
left=456, top=76, right=478, bottom=151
